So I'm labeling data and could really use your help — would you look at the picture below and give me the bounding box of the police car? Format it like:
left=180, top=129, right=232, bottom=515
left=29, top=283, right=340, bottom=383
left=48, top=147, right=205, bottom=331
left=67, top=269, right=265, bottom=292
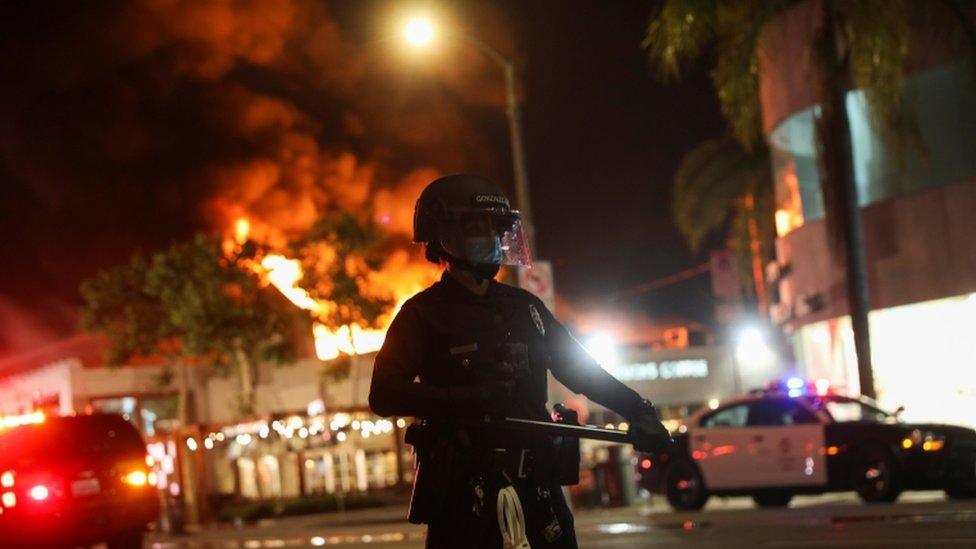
left=639, top=379, right=976, bottom=510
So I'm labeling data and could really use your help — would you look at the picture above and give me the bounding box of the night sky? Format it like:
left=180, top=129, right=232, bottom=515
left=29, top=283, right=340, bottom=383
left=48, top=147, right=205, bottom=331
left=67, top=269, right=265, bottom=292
left=0, top=0, right=725, bottom=358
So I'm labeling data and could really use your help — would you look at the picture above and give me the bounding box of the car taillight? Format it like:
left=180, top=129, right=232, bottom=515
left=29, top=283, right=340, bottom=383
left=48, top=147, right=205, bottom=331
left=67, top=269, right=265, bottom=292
left=1, top=470, right=15, bottom=509
left=122, top=470, right=149, bottom=487
left=28, top=485, right=49, bottom=501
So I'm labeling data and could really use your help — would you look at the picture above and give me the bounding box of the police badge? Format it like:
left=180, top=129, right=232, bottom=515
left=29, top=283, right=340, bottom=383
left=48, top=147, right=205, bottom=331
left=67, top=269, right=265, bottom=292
left=529, top=304, right=545, bottom=336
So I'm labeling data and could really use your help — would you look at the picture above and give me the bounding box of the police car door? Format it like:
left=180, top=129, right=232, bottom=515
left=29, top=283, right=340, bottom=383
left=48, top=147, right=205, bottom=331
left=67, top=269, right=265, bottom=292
left=692, top=402, right=764, bottom=490
left=750, top=398, right=827, bottom=487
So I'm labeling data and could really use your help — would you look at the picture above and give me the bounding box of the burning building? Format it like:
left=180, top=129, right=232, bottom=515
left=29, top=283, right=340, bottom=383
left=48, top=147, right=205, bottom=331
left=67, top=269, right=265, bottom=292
left=0, top=0, right=519, bottom=523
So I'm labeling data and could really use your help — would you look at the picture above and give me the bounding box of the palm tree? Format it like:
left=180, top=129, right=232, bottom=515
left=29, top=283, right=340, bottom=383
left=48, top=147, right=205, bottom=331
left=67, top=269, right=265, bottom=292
left=670, top=136, right=773, bottom=312
left=645, top=0, right=976, bottom=398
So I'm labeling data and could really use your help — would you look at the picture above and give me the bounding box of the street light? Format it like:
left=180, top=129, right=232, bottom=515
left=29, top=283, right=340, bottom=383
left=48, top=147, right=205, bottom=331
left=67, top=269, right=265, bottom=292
left=403, top=17, right=435, bottom=47
left=401, top=16, right=536, bottom=252
left=584, top=332, right=619, bottom=367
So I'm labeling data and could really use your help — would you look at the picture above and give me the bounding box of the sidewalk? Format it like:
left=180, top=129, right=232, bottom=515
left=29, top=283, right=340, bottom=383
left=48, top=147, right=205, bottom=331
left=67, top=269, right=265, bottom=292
left=153, top=504, right=415, bottom=543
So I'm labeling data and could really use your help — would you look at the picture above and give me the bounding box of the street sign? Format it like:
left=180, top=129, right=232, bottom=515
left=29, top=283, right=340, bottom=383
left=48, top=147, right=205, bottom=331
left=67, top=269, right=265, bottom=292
left=710, top=249, right=745, bottom=324
left=518, top=259, right=556, bottom=312
left=709, top=249, right=741, bottom=299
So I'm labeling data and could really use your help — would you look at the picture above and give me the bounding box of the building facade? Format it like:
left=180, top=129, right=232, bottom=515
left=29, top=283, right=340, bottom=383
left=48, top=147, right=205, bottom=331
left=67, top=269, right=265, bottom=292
left=760, top=0, right=976, bottom=427
left=0, top=335, right=408, bottom=523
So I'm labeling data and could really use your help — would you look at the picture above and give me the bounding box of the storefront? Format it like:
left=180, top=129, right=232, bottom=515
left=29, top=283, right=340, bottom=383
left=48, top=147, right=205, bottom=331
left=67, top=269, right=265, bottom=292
left=197, top=409, right=409, bottom=503
left=0, top=336, right=409, bottom=524
left=793, top=293, right=976, bottom=427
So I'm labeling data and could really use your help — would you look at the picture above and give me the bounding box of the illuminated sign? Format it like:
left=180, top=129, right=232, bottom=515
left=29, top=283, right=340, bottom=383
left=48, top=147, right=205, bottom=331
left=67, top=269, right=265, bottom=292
left=605, top=360, right=709, bottom=382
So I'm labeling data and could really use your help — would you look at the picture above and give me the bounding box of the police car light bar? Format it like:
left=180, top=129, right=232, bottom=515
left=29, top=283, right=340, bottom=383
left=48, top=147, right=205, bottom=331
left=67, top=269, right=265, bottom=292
left=765, top=378, right=834, bottom=397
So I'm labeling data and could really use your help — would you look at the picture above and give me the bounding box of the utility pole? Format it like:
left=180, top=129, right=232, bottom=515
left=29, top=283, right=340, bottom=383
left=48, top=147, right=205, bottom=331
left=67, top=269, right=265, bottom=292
left=460, top=34, right=536, bottom=252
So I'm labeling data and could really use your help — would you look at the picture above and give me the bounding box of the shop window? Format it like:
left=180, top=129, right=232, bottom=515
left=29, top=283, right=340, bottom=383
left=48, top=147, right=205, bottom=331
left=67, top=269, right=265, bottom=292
left=140, top=395, right=179, bottom=436
left=365, top=450, right=398, bottom=489
left=770, top=108, right=823, bottom=234
left=238, top=458, right=259, bottom=499
left=89, top=394, right=180, bottom=436
left=794, top=293, right=976, bottom=429
left=257, top=455, right=282, bottom=498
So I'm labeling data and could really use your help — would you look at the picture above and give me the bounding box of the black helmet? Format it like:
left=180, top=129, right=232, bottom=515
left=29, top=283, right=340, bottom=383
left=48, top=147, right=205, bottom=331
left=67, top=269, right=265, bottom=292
left=413, top=174, right=531, bottom=267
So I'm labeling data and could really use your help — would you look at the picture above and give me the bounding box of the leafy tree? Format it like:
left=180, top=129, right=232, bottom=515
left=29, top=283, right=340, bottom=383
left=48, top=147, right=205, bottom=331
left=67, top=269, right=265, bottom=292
left=81, top=235, right=295, bottom=419
left=81, top=252, right=173, bottom=366
left=645, top=0, right=976, bottom=397
left=292, top=211, right=395, bottom=343
left=671, top=137, right=774, bottom=309
left=292, top=212, right=395, bottom=399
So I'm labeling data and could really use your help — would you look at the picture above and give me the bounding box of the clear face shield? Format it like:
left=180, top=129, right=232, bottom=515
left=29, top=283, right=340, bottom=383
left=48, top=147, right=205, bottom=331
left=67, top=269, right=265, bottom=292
left=437, top=208, right=532, bottom=267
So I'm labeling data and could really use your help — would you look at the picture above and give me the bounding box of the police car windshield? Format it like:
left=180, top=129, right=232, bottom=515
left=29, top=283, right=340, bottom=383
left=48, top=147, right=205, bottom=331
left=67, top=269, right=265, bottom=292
left=802, top=396, right=897, bottom=424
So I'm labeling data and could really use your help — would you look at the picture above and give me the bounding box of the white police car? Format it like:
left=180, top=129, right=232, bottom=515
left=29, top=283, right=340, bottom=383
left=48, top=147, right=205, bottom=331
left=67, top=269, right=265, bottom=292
left=639, top=379, right=976, bottom=510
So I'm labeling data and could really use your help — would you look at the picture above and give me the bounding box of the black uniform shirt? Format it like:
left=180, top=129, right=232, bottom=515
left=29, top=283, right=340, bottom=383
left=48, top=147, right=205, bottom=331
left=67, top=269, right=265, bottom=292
left=369, top=272, right=644, bottom=428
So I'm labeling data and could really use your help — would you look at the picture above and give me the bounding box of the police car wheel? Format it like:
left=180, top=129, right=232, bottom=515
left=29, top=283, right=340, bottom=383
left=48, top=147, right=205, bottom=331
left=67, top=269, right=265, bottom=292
left=665, top=459, right=709, bottom=511
left=752, top=491, right=793, bottom=508
left=852, top=445, right=902, bottom=503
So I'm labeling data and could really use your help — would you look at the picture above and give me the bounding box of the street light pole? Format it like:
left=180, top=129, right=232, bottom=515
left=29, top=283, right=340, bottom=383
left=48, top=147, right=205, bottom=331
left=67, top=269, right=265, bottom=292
left=458, top=34, right=536, bottom=253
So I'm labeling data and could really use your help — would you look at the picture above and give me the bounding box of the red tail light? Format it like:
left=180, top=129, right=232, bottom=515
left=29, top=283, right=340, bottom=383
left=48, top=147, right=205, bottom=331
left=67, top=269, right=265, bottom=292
left=1, top=470, right=15, bottom=509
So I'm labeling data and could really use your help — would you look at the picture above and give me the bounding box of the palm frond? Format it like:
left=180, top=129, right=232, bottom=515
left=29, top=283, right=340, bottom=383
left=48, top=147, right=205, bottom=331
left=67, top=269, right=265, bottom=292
left=841, top=0, right=925, bottom=160
left=671, top=136, right=770, bottom=251
left=644, top=0, right=718, bottom=81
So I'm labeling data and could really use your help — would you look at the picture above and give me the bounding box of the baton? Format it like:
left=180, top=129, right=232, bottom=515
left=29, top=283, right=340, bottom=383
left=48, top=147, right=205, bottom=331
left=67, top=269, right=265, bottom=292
left=435, top=416, right=632, bottom=444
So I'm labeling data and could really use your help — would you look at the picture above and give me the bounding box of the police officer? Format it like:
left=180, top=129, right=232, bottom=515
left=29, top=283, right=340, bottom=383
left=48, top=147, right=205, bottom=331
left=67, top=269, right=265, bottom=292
left=369, top=174, right=672, bottom=548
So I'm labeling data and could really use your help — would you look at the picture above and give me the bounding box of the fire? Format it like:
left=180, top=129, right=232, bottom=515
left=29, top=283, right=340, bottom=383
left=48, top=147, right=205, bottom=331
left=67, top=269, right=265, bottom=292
left=261, top=255, right=322, bottom=313
left=230, top=217, right=437, bottom=360
left=313, top=322, right=390, bottom=361
left=234, top=218, right=251, bottom=245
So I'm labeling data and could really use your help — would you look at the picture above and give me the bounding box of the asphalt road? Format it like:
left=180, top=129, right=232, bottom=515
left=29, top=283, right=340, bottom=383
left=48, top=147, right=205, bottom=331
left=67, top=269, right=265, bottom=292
left=147, top=492, right=976, bottom=548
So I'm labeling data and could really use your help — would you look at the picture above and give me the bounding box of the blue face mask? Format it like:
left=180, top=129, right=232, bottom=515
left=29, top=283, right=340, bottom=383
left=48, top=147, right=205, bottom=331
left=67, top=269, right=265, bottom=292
left=463, top=236, right=503, bottom=265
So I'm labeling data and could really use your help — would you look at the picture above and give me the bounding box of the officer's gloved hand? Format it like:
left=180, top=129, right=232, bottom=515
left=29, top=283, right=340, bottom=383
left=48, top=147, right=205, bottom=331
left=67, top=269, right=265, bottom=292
left=629, top=400, right=673, bottom=453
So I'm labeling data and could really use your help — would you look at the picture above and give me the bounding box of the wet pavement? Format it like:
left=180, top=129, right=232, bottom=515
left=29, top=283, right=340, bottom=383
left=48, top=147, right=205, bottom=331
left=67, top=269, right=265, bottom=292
left=147, top=491, right=976, bottom=548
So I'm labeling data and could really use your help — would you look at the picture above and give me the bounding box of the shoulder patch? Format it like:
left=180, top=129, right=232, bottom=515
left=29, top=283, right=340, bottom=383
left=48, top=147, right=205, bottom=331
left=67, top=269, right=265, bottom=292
left=529, top=304, right=545, bottom=336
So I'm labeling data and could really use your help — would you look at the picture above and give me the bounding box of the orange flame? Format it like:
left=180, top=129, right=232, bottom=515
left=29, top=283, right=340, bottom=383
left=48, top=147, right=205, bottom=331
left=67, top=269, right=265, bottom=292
left=234, top=218, right=251, bottom=244
left=230, top=217, right=437, bottom=360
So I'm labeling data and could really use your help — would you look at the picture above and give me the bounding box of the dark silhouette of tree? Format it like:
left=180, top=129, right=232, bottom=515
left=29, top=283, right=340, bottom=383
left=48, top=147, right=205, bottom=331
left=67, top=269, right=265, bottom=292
left=82, top=235, right=294, bottom=418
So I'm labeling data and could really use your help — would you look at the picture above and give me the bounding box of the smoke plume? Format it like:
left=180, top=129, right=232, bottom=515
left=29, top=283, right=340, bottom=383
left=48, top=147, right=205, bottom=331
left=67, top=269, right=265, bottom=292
left=0, top=0, right=515, bottom=356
